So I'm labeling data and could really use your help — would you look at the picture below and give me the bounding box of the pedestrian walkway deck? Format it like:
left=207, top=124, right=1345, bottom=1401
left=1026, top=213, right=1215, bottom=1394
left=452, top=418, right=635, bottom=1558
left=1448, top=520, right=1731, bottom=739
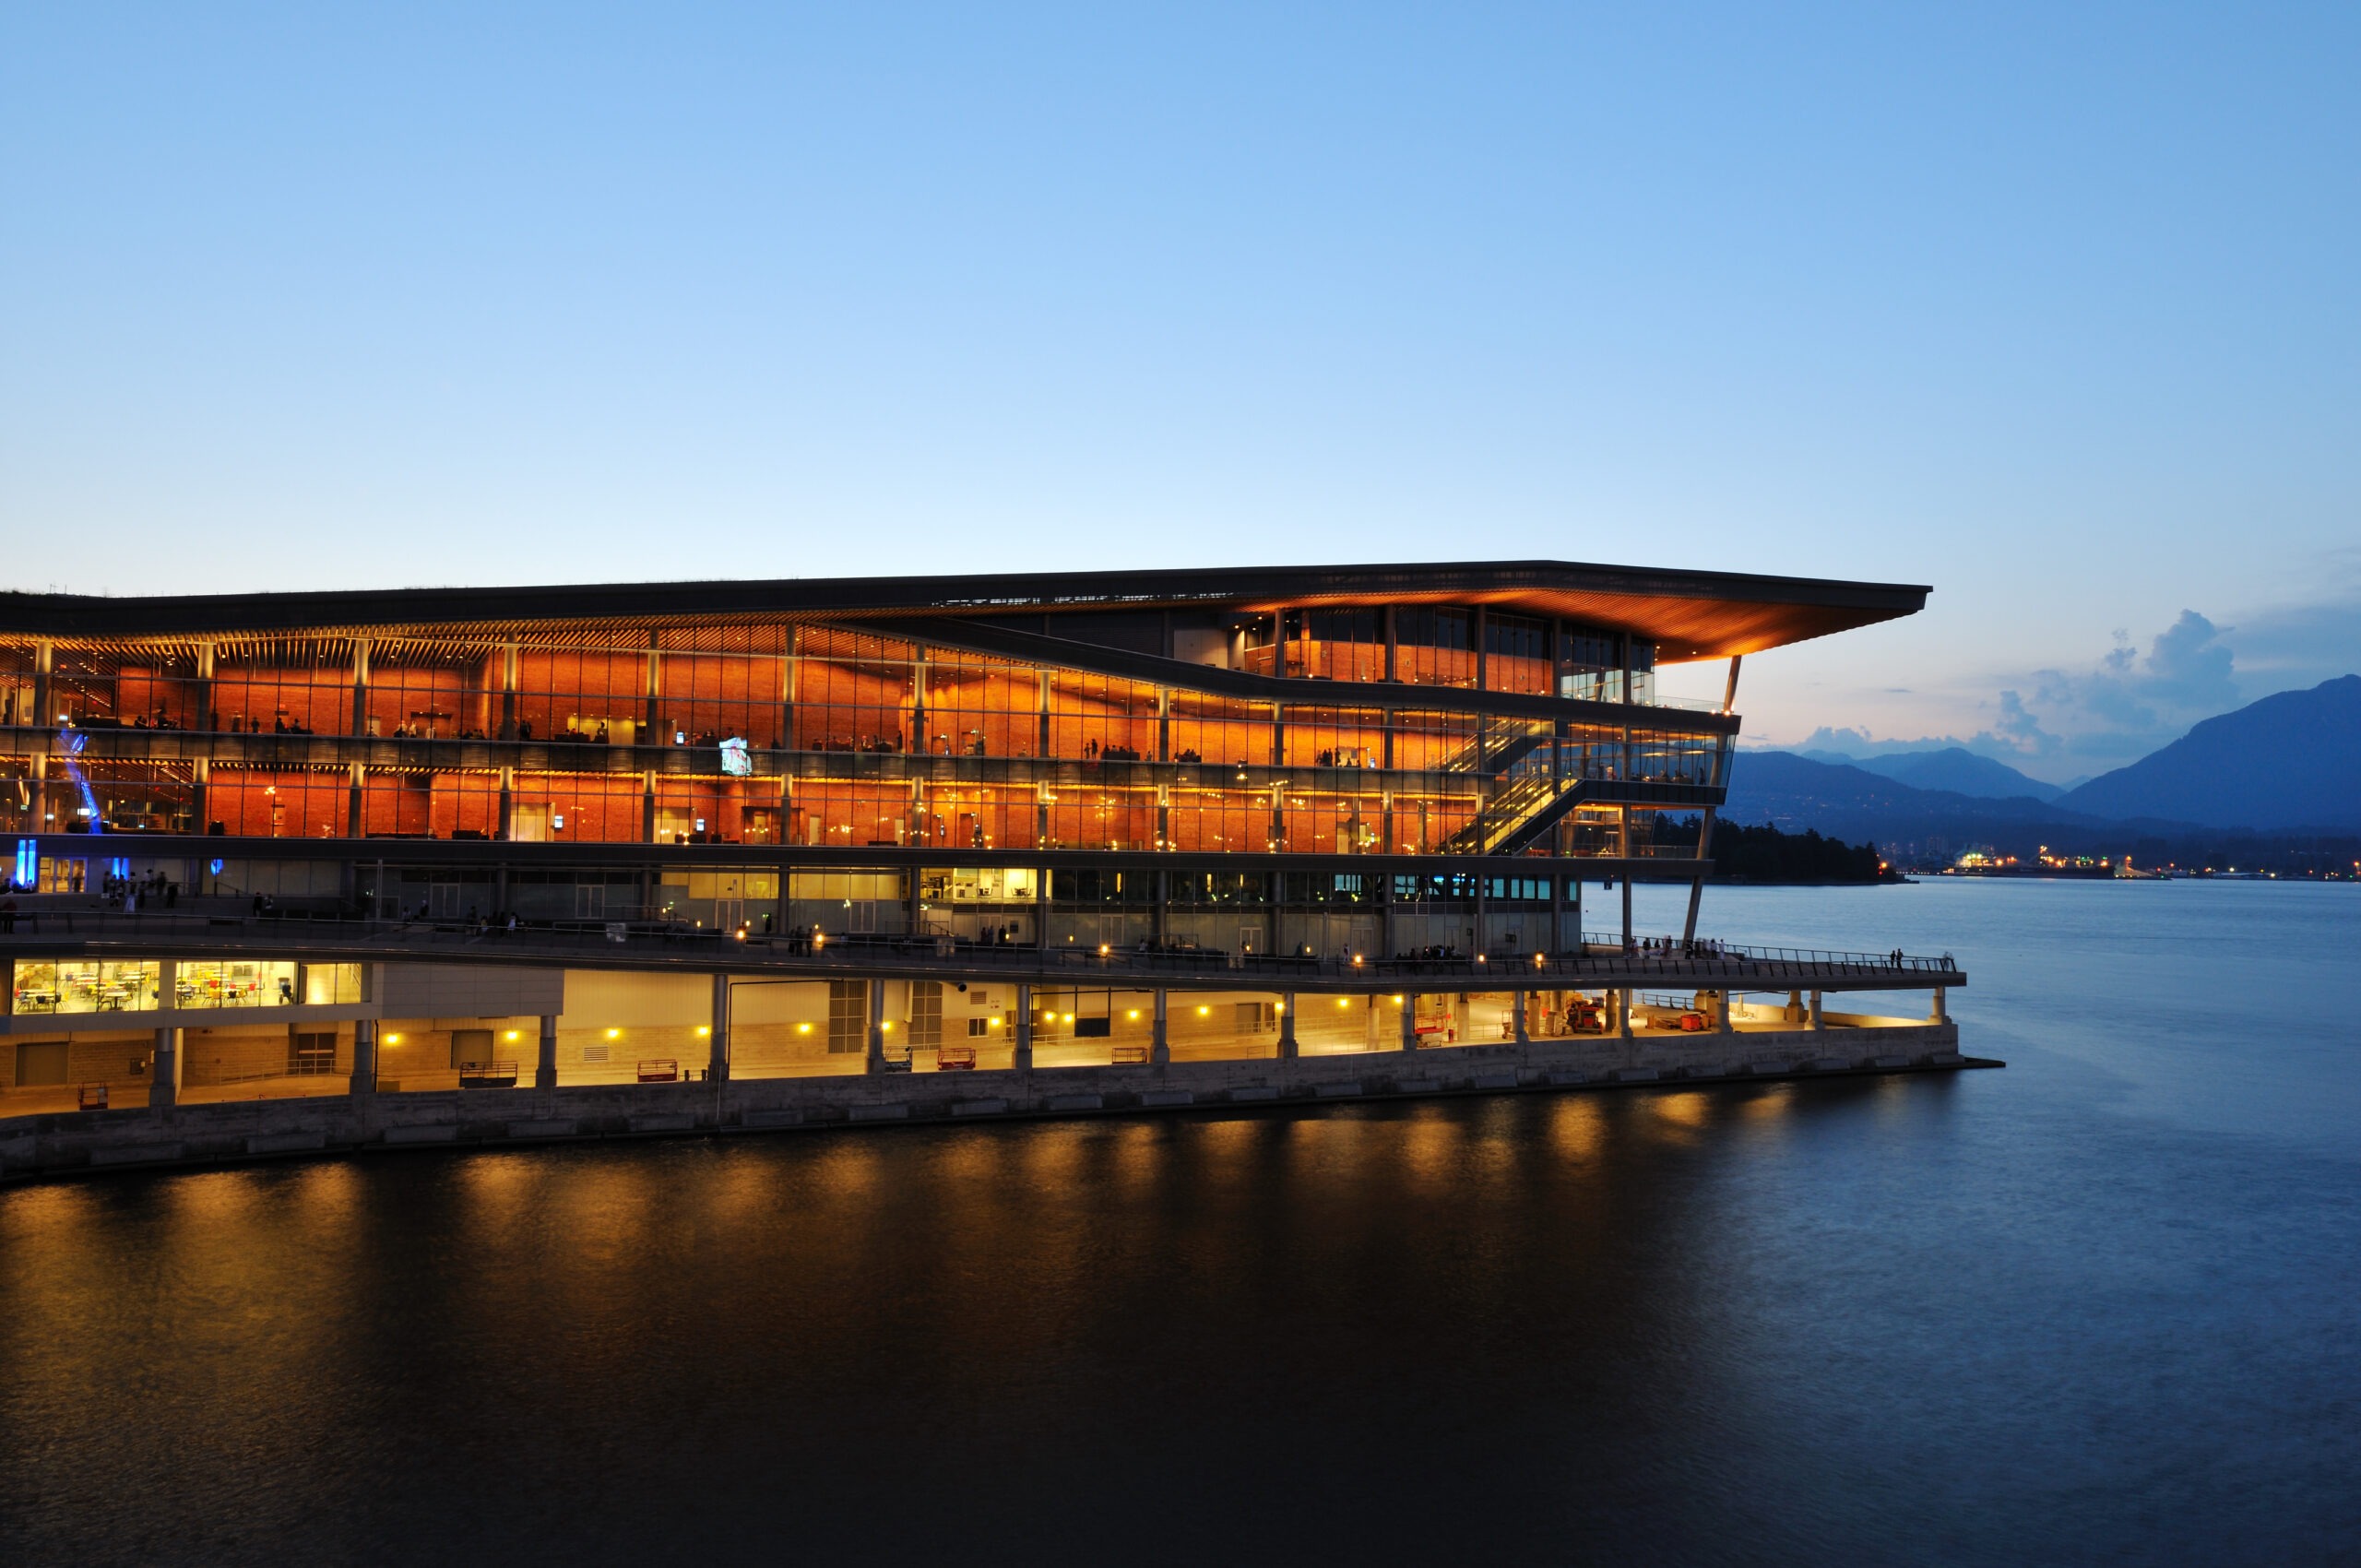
left=0, top=909, right=1965, bottom=995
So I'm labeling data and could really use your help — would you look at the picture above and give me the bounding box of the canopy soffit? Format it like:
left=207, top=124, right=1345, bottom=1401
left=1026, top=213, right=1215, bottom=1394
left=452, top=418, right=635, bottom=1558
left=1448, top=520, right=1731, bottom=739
left=0, top=559, right=1927, bottom=663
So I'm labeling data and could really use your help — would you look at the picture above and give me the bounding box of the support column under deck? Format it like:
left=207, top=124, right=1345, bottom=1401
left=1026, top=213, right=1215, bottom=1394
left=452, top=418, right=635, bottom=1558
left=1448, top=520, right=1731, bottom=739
left=865, top=980, right=886, bottom=1073
left=1278, top=992, right=1298, bottom=1060
left=350, top=1018, right=377, bottom=1098
left=536, top=1014, right=558, bottom=1090
left=150, top=1027, right=180, bottom=1111
left=1151, top=989, right=1169, bottom=1065
left=708, top=973, right=731, bottom=1084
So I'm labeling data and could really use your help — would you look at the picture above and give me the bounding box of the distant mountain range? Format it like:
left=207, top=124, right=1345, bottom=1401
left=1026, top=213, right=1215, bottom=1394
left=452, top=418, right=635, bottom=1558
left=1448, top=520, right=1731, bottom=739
left=2053, top=675, right=2361, bottom=831
left=1734, top=674, right=2361, bottom=847
left=1721, top=753, right=2118, bottom=850
left=1796, top=746, right=2066, bottom=802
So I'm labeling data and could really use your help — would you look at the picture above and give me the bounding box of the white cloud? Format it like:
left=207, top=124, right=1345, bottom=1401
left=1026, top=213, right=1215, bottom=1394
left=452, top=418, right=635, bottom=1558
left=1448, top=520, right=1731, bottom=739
left=1783, top=610, right=2259, bottom=780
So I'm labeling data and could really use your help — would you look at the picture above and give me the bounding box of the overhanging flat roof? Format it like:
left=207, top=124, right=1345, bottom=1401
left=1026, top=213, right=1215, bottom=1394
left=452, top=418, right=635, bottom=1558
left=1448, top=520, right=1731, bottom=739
left=0, top=559, right=1927, bottom=661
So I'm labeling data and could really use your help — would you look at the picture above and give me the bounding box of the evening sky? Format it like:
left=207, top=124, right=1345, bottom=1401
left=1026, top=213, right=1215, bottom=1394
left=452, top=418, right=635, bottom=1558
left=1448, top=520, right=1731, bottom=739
left=4, top=3, right=2355, bottom=779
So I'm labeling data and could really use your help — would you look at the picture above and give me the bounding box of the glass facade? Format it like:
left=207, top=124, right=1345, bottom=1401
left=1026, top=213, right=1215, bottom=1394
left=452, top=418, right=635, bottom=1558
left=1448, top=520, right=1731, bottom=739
left=0, top=597, right=1728, bottom=857
left=10, top=959, right=363, bottom=1014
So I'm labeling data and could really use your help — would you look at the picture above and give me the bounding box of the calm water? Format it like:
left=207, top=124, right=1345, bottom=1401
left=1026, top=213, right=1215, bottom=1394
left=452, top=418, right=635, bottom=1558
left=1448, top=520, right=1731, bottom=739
left=4, top=880, right=2357, bottom=1566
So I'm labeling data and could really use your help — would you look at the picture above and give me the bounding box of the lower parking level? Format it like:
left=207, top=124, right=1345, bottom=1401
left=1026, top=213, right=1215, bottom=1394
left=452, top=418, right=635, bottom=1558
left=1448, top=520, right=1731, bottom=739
left=4, top=957, right=1952, bottom=1118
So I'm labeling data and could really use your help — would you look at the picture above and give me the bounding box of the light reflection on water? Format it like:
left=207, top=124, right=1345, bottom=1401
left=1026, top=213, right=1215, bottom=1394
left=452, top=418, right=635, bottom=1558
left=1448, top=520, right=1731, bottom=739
left=2, top=881, right=2356, bottom=1566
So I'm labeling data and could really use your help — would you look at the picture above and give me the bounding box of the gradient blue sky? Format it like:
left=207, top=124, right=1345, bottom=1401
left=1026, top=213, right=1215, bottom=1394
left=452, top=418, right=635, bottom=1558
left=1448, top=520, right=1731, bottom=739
left=5, top=3, right=2355, bottom=780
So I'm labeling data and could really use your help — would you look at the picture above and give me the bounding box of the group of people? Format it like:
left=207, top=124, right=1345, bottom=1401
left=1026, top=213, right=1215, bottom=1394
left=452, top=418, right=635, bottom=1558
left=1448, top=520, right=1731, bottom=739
left=387, top=900, right=525, bottom=936
left=1624, top=935, right=1733, bottom=960
left=61, top=710, right=184, bottom=730
left=106, top=870, right=179, bottom=912
left=383, top=722, right=488, bottom=740
left=780, top=924, right=831, bottom=955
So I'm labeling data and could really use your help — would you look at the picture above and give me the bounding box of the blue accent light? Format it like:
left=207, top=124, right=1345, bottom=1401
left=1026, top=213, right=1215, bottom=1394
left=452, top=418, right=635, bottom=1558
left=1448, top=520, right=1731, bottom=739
left=53, top=728, right=103, bottom=833
left=208, top=858, right=225, bottom=876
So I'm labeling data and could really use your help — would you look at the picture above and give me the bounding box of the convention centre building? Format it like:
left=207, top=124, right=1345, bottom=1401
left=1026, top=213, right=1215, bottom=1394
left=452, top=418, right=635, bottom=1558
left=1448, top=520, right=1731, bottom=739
left=0, top=560, right=1976, bottom=1175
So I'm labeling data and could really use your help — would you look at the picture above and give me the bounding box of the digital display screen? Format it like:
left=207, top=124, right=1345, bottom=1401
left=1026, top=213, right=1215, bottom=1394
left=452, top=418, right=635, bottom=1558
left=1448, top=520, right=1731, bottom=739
left=719, top=737, right=752, bottom=778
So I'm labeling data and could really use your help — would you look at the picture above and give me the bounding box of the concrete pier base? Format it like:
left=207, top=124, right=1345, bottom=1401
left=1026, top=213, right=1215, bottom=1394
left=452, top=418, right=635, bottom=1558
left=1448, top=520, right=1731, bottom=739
left=1, top=1020, right=1990, bottom=1184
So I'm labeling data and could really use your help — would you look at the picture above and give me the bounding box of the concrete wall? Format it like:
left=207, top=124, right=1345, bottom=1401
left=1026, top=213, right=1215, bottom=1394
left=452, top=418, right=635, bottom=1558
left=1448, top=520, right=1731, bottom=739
left=374, top=1016, right=541, bottom=1090
left=181, top=1021, right=350, bottom=1086
left=378, top=962, right=565, bottom=1018
left=6, top=1031, right=153, bottom=1096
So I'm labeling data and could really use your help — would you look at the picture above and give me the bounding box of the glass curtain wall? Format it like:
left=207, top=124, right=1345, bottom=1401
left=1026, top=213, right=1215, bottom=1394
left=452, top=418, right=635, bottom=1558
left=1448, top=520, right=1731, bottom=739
left=1168, top=693, right=1272, bottom=766
left=212, top=640, right=355, bottom=735
left=1, top=645, right=38, bottom=727
left=1483, top=612, right=1551, bottom=695
left=1, top=615, right=1725, bottom=850
left=1284, top=608, right=1383, bottom=682
left=920, top=649, right=1037, bottom=758
left=1556, top=629, right=1657, bottom=704
left=794, top=629, right=916, bottom=753
left=516, top=647, right=647, bottom=744
left=1396, top=608, right=1476, bottom=688
left=208, top=766, right=350, bottom=837
left=366, top=643, right=491, bottom=739
left=1048, top=671, right=1157, bottom=760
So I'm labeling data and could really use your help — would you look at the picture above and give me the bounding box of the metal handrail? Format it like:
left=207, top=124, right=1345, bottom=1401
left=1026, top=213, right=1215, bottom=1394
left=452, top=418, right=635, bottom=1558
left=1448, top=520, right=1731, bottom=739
left=1578, top=931, right=1957, bottom=974
left=0, top=908, right=1964, bottom=986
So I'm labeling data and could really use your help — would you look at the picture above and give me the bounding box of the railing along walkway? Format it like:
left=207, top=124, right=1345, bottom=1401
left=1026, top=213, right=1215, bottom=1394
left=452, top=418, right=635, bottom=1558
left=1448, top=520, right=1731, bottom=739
left=0, top=909, right=1964, bottom=990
